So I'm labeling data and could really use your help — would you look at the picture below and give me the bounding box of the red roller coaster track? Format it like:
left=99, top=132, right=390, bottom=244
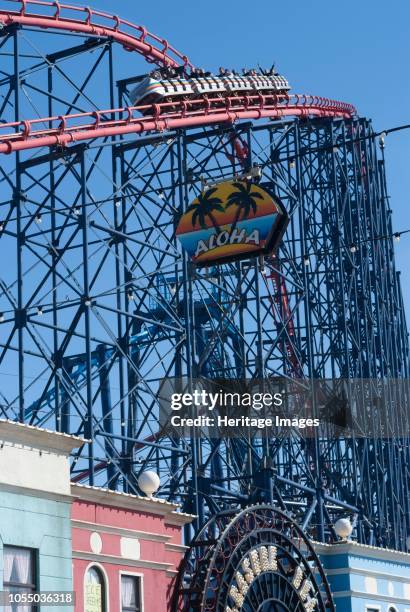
left=0, top=0, right=192, bottom=67
left=0, top=0, right=356, bottom=155
left=0, top=94, right=356, bottom=154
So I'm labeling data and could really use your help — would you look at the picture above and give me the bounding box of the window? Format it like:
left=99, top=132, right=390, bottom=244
left=121, top=575, right=142, bottom=612
left=84, top=566, right=106, bottom=612
left=3, top=546, right=37, bottom=612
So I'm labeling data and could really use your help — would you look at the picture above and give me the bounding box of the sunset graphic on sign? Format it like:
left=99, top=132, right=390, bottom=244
left=176, top=180, right=288, bottom=265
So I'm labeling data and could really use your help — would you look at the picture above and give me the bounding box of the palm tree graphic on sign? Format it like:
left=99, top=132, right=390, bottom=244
left=226, top=182, right=264, bottom=223
left=186, top=188, right=224, bottom=230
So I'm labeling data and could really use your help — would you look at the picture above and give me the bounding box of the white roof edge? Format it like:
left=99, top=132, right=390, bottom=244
left=0, top=419, right=87, bottom=453
left=313, top=539, right=410, bottom=562
left=71, top=483, right=194, bottom=524
left=168, top=510, right=197, bottom=526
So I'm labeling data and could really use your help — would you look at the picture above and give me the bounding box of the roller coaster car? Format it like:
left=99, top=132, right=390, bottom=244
left=129, top=72, right=291, bottom=114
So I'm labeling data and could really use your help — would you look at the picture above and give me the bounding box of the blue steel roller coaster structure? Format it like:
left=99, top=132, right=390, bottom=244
left=0, top=1, right=409, bottom=580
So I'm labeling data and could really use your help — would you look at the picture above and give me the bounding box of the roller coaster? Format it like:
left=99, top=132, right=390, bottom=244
left=0, top=3, right=409, bottom=608
left=128, top=69, right=291, bottom=111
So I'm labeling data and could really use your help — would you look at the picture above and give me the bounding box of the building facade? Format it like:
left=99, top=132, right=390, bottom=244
left=71, top=484, right=193, bottom=612
left=317, top=541, right=410, bottom=612
left=0, top=420, right=193, bottom=612
left=0, top=420, right=83, bottom=611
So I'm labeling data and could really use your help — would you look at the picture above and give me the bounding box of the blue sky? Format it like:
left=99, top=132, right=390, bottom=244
left=93, top=0, right=410, bottom=311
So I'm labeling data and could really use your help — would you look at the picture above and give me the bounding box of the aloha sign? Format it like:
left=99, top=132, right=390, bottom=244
left=176, top=180, right=288, bottom=265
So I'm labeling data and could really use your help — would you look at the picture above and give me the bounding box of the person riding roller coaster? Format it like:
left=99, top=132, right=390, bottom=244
left=242, top=63, right=277, bottom=76
left=129, top=62, right=290, bottom=116
left=150, top=65, right=186, bottom=79
left=150, top=65, right=279, bottom=80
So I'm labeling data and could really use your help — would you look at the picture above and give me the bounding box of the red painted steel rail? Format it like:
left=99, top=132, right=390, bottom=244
left=0, top=94, right=356, bottom=154
left=0, top=0, right=357, bottom=154
left=0, top=0, right=192, bottom=67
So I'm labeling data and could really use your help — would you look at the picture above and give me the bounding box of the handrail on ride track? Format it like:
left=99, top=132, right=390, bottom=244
left=0, top=0, right=192, bottom=67
left=0, top=94, right=357, bottom=154
left=0, top=0, right=357, bottom=154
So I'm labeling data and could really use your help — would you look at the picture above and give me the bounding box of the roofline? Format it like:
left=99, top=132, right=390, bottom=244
left=0, top=419, right=87, bottom=454
left=71, top=483, right=195, bottom=525
left=313, top=540, right=410, bottom=563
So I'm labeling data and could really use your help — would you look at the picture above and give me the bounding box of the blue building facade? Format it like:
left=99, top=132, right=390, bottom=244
left=316, top=541, right=410, bottom=612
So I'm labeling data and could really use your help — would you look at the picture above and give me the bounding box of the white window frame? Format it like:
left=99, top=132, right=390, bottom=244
left=83, top=561, right=110, bottom=612
left=119, top=570, right=144, bottom=612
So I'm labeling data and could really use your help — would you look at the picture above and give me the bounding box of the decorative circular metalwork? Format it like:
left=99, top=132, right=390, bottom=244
left=174, top=505, right=334, bottom=612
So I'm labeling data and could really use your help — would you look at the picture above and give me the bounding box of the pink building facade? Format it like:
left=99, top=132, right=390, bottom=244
left=71, top=484, right=193, bottom=612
